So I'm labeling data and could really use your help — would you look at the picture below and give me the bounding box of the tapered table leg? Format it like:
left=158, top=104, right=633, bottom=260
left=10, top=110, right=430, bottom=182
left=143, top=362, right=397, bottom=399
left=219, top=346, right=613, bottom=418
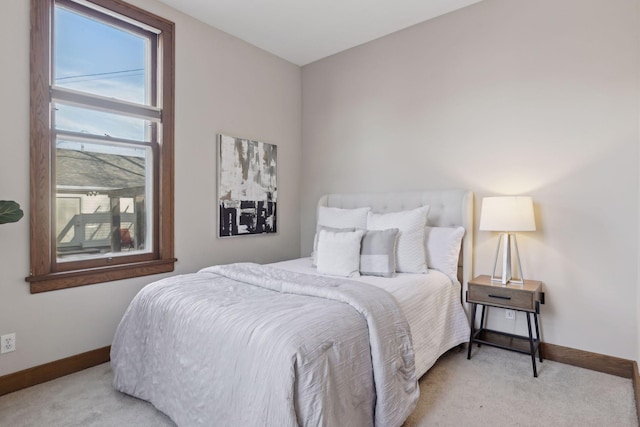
left=526, top=313, right=538, bottom=377
left=467, top=303, right=477, bottom=360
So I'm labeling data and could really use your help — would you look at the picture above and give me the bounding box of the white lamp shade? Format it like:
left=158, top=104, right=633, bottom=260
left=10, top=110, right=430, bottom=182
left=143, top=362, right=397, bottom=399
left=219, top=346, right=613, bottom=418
left=479, top=196, right=536, bottom=232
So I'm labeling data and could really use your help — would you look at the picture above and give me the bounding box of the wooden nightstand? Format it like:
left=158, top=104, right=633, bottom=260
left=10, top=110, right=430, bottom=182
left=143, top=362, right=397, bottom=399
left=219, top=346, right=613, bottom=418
left=466, top=275, right=544, bottom=377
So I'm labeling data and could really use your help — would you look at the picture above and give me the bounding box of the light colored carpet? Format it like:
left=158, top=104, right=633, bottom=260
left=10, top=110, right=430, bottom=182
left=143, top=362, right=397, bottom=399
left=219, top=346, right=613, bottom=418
left=405, top=346, right=638, bottom=426
left=0, top=345, right=637, bottom=426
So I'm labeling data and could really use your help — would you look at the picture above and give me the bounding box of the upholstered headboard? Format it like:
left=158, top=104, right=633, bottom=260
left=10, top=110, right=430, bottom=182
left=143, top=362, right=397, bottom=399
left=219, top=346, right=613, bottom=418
left=317, top=190, right=474, bottom=291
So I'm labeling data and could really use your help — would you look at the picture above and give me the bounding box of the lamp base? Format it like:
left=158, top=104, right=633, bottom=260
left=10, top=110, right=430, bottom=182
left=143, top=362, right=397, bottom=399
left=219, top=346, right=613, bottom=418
left=490, top=233, right=524, bottom=285
left=490, top=275, right=524, bottom=285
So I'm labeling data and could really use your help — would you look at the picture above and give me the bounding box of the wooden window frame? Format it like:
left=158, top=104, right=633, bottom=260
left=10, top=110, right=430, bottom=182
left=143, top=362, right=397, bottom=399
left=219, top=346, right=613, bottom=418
left=28, top=0, right=176, bottom=293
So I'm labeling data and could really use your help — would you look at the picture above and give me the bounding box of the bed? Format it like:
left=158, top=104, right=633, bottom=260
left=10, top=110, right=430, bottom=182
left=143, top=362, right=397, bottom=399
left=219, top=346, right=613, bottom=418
left=111, top=190, right=473, bottom=427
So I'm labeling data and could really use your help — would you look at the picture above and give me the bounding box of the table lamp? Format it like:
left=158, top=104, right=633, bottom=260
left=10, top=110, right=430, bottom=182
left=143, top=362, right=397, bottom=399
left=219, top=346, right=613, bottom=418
left=479, top=196, right=536, bottom=285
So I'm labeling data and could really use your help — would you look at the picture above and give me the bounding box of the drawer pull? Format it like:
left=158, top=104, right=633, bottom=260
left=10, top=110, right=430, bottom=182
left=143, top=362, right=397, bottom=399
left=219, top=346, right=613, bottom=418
left=488, top=294, right=511, bottom=300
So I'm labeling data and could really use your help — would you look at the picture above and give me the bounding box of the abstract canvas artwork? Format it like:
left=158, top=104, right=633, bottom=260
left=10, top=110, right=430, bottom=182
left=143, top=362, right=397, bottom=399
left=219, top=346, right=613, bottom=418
left=218, top=134, right=277, bottom=237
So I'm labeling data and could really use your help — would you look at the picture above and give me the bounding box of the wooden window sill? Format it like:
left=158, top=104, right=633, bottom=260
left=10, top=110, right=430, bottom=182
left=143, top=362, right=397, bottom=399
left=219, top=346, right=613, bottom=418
left=26, top=258, right=177, bottom=293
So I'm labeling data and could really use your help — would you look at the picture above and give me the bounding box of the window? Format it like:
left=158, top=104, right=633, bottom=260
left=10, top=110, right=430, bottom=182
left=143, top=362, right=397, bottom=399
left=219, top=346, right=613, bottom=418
left=29, top=0, right=175, bottom=293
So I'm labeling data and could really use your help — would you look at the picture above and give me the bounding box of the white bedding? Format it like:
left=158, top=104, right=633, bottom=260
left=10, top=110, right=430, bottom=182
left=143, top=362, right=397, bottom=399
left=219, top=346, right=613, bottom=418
left=111, top=189, right=474, bottom=426
left=111, top=262, right=422, bottom=427
left=270, top=258, right=470, bottom=377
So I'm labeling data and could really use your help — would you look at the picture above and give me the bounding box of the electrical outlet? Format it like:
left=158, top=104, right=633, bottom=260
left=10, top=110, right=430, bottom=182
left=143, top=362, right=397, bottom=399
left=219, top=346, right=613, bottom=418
left=1, top=333, right=16, bottom=354
left=505, top=310, right=515, bottom=320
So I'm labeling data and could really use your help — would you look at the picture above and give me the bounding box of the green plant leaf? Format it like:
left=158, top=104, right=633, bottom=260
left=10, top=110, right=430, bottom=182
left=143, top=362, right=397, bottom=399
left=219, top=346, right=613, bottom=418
left=0, top=200, right=24, bottom=224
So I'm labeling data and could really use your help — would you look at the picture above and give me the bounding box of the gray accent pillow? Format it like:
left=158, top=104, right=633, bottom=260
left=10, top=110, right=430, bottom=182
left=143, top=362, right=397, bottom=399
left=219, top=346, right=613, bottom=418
left=312, top=225, right=356, bottom=266
left=360, top=228, right=400, bottom=277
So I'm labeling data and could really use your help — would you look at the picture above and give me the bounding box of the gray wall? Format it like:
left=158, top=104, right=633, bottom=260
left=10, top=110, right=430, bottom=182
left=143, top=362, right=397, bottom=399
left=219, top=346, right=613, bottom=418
left=301, top=0, right=639, bottom=359
left=0, top=0, right=301, bottom=376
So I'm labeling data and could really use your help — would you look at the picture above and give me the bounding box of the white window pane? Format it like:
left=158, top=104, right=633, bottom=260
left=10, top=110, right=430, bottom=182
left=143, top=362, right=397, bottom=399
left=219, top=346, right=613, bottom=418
left=54, top=4, right=151, bottom=105
left=55, top=139, right=153, bottom=262
left=55, top=103, right=152, bottom=141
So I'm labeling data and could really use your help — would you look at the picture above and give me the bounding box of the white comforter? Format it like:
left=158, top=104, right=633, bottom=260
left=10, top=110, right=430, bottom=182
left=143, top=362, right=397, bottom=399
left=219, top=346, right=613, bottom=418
left=111, top=263, right=419, bottom=427
left=271, top=258, right=471, bottom=378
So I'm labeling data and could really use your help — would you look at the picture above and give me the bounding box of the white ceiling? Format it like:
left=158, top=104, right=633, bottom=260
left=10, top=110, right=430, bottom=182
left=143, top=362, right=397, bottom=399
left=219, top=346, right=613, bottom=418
left=157, top=0, right=484, bottom=66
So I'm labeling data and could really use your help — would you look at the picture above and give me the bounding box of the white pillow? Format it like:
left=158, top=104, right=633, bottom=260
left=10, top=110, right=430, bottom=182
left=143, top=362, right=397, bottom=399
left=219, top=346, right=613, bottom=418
left=425, top=226, right=465, bottom=282
left=367, top=205, right=430, bottom=273
left=312, top=206, right=370, bottom=258
left=317, top=206, right=370, bottom=229
left=311, top=225, right=355, bottom=266
left=316, top=229, right=365, bottom=277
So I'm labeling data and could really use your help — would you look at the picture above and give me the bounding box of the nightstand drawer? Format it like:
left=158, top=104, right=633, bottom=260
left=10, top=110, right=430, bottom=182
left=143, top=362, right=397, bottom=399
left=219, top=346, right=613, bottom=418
left=468, top=285, right=535, bottom=311
left=466, top=275, right=542, bottom=313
